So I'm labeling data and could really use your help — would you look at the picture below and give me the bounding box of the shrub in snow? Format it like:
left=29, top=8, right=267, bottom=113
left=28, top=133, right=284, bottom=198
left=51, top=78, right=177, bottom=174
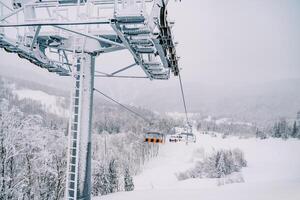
left=176, top=171, right=191, bottom=181
left=176, top=148, right=247, bottom=181
left=256, top=129, right=268, bottom=139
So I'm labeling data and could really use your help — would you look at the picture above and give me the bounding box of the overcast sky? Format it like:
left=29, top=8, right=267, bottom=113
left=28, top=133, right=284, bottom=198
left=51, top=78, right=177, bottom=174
left=1, top=0, right=300, bottom=89
left=168, top=0, right=300, bottom=85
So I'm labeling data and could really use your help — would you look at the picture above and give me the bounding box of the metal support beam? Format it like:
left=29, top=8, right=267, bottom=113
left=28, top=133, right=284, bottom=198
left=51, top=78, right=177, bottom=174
left=110, top=63, right=136, bottom=75
left=0, top=19, right=110, bottom=27
left=66, top=54, right=95, bottom=200
left=0, top=6, right=24, bottom=21
left=111, top=23, right=153, bottom=79
left=95, top=74, right=148, bottom=79
left=30, top=25, right=41, bottom=50
left=53, top=25, right=125, bottom=48
left=0, top=1, right=13, bottom=11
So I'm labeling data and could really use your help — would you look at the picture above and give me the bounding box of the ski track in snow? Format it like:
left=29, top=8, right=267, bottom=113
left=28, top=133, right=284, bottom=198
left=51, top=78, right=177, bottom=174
left=94, top=132, right=300, bottom=200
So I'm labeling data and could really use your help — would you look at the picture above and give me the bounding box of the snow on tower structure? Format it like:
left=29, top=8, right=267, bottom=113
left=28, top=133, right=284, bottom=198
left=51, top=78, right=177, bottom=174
left=0, top=0, right=180, bottom=199
left=0, top=0, right=179, bottom=79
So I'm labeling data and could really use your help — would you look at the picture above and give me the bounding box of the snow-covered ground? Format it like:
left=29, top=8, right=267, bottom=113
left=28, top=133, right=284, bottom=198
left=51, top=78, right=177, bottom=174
left=94, top=132, right=300, bottom=200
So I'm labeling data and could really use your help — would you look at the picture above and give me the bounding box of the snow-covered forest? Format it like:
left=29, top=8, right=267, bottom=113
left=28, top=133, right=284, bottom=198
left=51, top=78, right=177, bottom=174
left=0, top=77, right=67, bottom=199
left=0, top=77, right=183, bottom=199
left=194, top=114, right=300, bottom=139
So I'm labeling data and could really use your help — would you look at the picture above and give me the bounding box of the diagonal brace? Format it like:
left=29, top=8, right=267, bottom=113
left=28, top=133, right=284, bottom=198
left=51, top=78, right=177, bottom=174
left=110, top=63, right=136, bottom=75
left=53, top=25, right=125, bottom=48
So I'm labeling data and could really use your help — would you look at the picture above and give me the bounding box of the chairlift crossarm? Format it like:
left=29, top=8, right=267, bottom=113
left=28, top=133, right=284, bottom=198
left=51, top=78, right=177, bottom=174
left=0, top=0, right=179, bottom=79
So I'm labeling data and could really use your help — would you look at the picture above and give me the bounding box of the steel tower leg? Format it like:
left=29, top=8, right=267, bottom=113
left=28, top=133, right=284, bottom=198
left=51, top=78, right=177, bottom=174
left=66, top=53, right=95, bottom=200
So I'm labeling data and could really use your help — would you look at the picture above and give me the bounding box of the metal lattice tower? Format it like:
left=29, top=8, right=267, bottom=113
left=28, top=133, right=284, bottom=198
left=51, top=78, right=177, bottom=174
left=0, top=0, right=180, bottom=199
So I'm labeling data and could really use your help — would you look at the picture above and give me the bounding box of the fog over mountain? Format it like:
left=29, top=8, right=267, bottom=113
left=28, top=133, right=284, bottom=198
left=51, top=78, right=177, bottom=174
left=92, top=78, right=300, bottom=123
left=1, top=0, right=299, bottom=123
left=2, top=70, right=299, bottom=125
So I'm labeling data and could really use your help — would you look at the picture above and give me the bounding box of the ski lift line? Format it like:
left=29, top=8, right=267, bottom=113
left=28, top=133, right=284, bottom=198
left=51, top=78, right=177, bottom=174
left=95, top=70, right=111, bottom=76
left=178, top=71, right=190, bottom=126
left=93, top=88, right=152, bottom=124
left=94, top=74, right=148, bottom=79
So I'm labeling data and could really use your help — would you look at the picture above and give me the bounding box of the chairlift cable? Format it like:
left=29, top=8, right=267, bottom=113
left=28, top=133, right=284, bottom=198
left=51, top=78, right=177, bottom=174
left=93, top=88, right=152, bottom=125
left=178, top=71, right=191, bottom=127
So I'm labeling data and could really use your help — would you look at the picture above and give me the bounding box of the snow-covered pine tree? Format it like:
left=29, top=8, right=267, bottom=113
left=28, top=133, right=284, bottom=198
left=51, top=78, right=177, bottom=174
left=273, top=122, right=281, bottom=138
left=216, top=151, right=226, bottom=178
left=124, top=167, right=134, bottom=191
left=280, top=119, right=289, bottom=139
left=224, top=150, right=234, bottom=174
left=216, top=151, right=227, bottom=186
left=292, top=121, right=298, bottom=138
left=108, top=159, right=119, bottom=193
left=93, top=164, right=110, bottom=196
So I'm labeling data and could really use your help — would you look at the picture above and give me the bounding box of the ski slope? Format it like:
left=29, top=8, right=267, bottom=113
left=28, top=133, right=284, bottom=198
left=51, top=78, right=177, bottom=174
left=94, top=132, right=300, bottom=200
left=13, top=89, right=68, bottom=117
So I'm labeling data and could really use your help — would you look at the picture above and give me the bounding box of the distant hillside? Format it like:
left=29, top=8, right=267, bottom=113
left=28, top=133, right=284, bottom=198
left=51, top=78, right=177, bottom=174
left=2, top=74, right=299, bottom=124
left=129, top=78, right=300, bottom=124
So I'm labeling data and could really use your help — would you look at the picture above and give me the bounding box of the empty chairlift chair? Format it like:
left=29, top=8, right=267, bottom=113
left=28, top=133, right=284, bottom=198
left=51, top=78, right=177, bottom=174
left=180, top=132, right=196, bottom=143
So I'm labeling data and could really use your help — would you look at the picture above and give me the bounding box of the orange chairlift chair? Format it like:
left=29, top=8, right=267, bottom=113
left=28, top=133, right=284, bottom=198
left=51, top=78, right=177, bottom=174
left=144, top=132, right=165, bottom=144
